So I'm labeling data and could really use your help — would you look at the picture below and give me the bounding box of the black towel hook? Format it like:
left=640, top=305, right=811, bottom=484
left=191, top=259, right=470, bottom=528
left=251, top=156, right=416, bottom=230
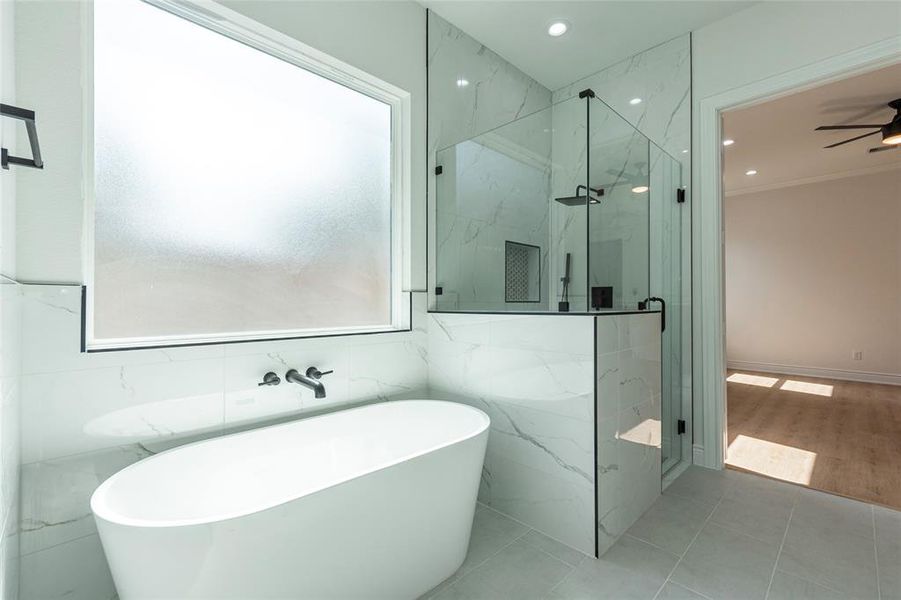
left=1, top=103, right=44, bottom=170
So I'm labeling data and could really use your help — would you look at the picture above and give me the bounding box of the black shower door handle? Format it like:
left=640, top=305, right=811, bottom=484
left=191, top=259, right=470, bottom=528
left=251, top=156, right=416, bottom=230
left=639, top=297, right=666, bottom=332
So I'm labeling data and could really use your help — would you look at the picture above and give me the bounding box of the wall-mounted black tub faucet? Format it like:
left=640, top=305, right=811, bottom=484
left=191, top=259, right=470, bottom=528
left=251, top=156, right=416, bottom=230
left=285, top=367, right=333, bottom=399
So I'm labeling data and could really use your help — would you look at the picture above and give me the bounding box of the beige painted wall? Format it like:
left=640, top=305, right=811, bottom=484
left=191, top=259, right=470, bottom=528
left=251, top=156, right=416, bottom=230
left=725, top=169, right=901, bottom=377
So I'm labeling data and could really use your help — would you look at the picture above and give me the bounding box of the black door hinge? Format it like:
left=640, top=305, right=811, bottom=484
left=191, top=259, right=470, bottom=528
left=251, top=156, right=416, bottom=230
left=435, top=165, right=443, bottom=175
left=435, top=286, right=443, bottom=295
left=677, top=419, right=686, bottom=435
left=676, top=188, right=686, bottom=204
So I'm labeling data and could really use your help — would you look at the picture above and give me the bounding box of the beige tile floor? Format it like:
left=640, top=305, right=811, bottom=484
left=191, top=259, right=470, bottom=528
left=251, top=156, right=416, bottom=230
left=423, top=467, right=900, bottom=600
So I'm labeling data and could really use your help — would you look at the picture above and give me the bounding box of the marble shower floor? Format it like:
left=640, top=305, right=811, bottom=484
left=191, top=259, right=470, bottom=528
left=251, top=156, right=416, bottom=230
left=422, top=466, right=900, bottom=600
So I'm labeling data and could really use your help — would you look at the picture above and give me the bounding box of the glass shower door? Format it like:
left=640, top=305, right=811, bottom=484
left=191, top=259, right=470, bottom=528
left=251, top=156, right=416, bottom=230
left=587, top=98, right=650, bottom=311
left=650, top=143, right=684, bottom=473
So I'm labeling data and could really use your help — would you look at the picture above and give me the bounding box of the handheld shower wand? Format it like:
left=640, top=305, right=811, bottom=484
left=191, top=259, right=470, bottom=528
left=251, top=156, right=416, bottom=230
left=559, top=253, right=571, bottom=312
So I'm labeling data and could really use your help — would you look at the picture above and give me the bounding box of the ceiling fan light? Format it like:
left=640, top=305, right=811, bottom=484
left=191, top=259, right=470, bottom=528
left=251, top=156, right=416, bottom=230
left=883, top=120, right=901, bottom=145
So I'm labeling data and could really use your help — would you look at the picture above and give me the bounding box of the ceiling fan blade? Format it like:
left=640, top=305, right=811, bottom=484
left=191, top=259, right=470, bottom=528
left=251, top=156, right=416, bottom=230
left=815, top=125, right=884, bottom=130
left=868, top=145, right=899, bottom=153
left=823, top=130, right=880, bottom=148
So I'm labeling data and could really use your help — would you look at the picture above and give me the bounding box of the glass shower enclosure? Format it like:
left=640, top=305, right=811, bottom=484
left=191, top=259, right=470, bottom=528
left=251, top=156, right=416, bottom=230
left=433, top=90, right=689, bottom=472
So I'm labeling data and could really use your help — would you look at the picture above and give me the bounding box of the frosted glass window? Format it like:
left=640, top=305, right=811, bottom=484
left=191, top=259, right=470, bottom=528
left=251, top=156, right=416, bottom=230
left=90, top=0, right=399, bottom=347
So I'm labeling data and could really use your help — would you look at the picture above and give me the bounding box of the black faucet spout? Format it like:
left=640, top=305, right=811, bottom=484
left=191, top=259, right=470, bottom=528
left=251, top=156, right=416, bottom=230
left=285, top=368, right=329, bottom=398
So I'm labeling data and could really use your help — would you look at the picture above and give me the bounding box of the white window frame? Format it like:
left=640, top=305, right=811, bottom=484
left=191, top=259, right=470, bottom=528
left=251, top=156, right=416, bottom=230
left=82, top=0, right=412, bottom=351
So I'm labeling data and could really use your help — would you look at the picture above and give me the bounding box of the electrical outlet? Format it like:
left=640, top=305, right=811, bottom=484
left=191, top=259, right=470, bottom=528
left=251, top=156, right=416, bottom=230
left=852, top=350, right=863, bottom=361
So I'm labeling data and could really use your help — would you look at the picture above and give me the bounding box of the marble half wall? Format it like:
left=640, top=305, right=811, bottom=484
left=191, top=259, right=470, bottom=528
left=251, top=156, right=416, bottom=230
left=17, top=285, right=429, bottom=600
left=428, top=311, right=662, bottom=558
left=596, top=313, right=662, bottom=555
left=428, top=312, right=595, bottom=555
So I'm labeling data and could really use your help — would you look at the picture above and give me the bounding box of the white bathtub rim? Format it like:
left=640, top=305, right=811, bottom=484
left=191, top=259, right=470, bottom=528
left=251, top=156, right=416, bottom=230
left=91, top=399, right=490, bottom=529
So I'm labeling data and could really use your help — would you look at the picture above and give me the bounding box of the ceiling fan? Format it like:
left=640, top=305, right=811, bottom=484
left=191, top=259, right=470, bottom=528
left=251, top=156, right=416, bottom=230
left=815, top=98, right=901, bottom=153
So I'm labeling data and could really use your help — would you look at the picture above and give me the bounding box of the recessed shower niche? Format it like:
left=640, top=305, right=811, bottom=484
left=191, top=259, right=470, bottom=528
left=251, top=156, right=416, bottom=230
left=504, top=241, right=541, bottom=303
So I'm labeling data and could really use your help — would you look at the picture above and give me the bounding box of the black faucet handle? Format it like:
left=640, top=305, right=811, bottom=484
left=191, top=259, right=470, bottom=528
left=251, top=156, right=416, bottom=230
left=258, top=371, right=281, bottom=386
left=305, top=367, right=333, bottom=379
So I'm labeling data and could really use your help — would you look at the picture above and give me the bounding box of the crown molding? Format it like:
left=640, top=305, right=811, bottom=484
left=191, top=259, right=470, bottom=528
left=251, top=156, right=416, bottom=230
left=725, top=162, right=901, bottom=198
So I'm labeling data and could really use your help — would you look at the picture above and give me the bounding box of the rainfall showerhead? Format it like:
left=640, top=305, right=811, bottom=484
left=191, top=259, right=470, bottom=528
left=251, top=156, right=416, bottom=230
left=554, top=185, right=604, bottom=206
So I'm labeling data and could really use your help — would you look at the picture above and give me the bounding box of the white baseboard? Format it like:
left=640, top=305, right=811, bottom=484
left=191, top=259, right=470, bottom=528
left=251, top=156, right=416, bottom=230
left=692, top=443, right=706, bottom=466
left=727, top=360, right=901, bottom=386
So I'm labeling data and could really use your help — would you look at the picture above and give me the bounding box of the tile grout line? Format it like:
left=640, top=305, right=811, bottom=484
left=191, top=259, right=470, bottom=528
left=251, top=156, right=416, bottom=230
left=18, top=530, right=98, bottom=558
left=763, top=493, right=797, bottom=600
left=623, top=532, right=679, bottom=556
left=476, top=502, right=590, bottom=564
left=707, top=514, right=789, bottom=548
left=651, top=495, right=724, bottom=600
left=547, top=549, right=584, bottom=595
left=668, top=580, right=715, bottom=600
left=436, top=526, right=534, bottom=596
left=872, top=506, right=881, bottom=600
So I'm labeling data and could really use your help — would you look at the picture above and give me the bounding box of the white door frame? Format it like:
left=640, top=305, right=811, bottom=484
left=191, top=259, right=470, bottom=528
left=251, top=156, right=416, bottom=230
left=694, top=37, right=901, bottom=470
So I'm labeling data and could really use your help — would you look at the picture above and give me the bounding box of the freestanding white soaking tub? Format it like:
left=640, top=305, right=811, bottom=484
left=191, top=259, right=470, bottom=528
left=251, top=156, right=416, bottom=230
left=91, top=400, right=489, bottom=600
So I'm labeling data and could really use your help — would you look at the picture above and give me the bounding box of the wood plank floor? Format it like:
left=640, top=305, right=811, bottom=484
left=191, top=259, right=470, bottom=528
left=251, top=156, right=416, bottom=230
left=726, top=370, right=901, bottom=510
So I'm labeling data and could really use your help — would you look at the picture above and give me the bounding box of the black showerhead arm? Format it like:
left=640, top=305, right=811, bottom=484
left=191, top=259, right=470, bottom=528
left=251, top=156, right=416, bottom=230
left=553, top=185, right=605, bottom=206
left=577, top=185, right=605, bottom=198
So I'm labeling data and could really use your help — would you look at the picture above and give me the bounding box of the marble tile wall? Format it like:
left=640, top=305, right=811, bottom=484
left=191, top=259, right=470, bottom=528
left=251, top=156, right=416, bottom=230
left=428, top=312, right=596, bottom=555
left=548, top=35, right=691, bottom=315
left=427, top=12, right=553, bottom=309
left=435, top=131, right=552, bottom=311
left=1, top=0, right=21, bottom=596
left=596, top=313, right=662, bottom=555
left=552, top=35, right=691, bottom=169
left=0, top=282, right=22, bottom=600
left=17, top=285, right=429, bottom=600
left=427, top=13, right=552, bottom=154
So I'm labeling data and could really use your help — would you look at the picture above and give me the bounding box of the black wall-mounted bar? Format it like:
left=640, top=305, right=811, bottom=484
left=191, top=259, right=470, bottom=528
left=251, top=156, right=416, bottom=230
left=1, top=103, right=44, bottom=170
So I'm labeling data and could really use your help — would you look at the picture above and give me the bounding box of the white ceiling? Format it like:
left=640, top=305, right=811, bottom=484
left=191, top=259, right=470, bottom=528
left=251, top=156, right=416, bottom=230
left=723, top=63, right=901, bottom=195
left=420, top=1, right=754, bottom=90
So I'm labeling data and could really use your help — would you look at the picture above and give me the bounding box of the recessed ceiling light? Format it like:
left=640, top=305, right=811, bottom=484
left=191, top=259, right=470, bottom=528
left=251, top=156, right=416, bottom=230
left=745, top=169, right=758, bottom=176
left=631, top=185, right=649, bottom=194
left=456, top=78, right=469, bottom=87
left=629, top=97, right=642, bottom=105
left=722, top=139, right=735, bottom=147
left=548, top=21, right=568, bottom=37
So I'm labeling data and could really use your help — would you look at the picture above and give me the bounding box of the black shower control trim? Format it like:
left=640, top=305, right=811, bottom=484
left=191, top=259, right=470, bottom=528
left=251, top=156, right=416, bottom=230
left=258, top=372, right=281, bottom=386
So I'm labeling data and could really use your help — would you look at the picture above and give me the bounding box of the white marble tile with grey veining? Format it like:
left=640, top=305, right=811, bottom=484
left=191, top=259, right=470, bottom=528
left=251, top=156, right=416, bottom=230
left=480, top=451, right=595, bottom=556
left=427, top=312, right=596, bottom=555
left=596, top=314, right=661, bottom=555
left=552, top=35, right=690, bottom=166
left=20, top=444, right=151, bottom=555
left=427, top=13, right=552, bottom=154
